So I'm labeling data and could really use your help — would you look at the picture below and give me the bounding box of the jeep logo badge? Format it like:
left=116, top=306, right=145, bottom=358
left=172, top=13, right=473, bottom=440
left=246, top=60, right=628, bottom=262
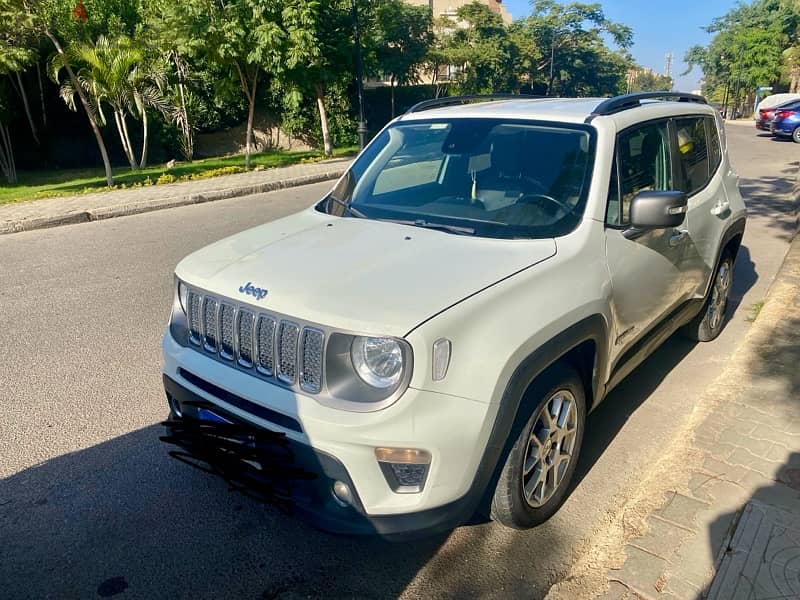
left=238, top=282, right=268, bottom=301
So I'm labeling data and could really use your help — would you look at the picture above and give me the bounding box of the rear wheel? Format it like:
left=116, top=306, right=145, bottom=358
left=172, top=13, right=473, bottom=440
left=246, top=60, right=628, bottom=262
left=490, top=364, right=586, bottom=529
left=793, top=126, right=800, bottom=143
left=682, top=254, right=734, bottom=342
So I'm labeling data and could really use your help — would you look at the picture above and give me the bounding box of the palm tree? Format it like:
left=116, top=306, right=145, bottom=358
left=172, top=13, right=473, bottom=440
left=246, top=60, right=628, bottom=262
left=51, top=35, right=168, bottom=170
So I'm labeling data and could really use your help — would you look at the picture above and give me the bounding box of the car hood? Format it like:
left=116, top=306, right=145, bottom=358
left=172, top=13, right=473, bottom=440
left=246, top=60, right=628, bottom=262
left=175, top=209, right=557, bottom=337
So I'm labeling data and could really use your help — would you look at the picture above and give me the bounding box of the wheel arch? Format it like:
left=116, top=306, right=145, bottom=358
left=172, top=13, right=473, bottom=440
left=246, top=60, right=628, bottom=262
left=468, top=314, right=610, bottom=517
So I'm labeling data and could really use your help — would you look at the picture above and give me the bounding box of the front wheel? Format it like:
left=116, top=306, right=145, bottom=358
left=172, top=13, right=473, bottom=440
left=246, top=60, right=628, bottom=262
left=490, top=364, right=586, bottom=529
left=682, top=254, right=734, bottom=342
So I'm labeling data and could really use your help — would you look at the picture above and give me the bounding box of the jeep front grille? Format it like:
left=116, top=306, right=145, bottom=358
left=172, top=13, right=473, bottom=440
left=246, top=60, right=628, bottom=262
left=186, top=288, right=324, bottom=394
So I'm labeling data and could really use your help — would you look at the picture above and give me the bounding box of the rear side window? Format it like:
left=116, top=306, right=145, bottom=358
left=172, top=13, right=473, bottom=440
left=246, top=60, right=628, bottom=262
left=675, top=117, right=710, bottom=195
left=705, top=117, right=722, bottom=176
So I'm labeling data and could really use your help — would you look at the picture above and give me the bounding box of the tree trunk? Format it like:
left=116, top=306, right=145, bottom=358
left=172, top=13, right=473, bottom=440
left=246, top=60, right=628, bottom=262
left=139, top=105, right=149, bottom=169
left=16, top=72, right=40, bottom=145
left=390, top=75, right=396, bottom=118
left=36, top=62, right=47, bottom=128
left=120, top=112, right=138, bottom=171
left=175, top=55, right=193, bottom=160
left=315, top=85, right=332, bottom=157
left=177, top=80, right=192, bottom=160
left=44, top=29, right=114, bottom=186
left=244, top=69, right=258, bottom=169
left=0, top=123, right=17, bottom=184
left=114, top=109, right=138, bottom=171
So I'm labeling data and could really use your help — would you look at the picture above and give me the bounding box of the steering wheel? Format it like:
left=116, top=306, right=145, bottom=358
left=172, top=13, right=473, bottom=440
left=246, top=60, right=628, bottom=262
left=517, top=193, right=572, bottom=215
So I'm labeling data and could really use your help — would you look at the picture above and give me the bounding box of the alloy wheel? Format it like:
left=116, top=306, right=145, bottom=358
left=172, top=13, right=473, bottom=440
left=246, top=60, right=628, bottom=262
left=708, top=260, right=732, bottom=331
left=522, top=390, right=579, bottom=508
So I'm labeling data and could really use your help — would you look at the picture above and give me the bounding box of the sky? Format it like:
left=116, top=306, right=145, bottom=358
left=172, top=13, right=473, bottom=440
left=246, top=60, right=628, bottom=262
left=502, top=0, right=742, bottom=92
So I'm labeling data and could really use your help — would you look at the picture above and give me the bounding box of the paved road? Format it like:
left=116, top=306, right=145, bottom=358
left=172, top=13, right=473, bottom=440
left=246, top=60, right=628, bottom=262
left=0, top=124, right=796, bottom=599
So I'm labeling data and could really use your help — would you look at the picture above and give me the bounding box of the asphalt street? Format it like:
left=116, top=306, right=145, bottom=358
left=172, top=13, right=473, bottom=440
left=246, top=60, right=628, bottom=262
left=0, top=123, right=796, bottom=599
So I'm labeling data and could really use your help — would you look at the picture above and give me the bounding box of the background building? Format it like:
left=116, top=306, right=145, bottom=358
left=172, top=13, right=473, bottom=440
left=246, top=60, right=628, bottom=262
left=406, top=0, right=512, bottom=25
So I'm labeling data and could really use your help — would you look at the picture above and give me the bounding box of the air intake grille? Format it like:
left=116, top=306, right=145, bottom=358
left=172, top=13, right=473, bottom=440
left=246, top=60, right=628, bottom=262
left=203, top=298, right=219, bottom=352
left=237, top=310, right=255, bottom=367
left=182, top=288, right=324, bottom=395
left=300, top=328, right=324, bottom=393
left=188, top=291, right=202, bottom=345
left=277, top=322, right=300, bottom=384
left=220, top=304, right=235, bottom=359
left=256, top=315, right=276, bottom=376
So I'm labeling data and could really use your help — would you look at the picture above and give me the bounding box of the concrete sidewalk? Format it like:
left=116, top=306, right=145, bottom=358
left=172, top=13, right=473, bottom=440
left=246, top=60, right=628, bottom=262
left=0, top=157, right=350, bottom=235
left=589, top=235, right=800, bottom=600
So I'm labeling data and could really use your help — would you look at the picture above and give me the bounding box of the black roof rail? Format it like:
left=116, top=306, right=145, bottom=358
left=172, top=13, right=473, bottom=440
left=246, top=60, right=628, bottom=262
left=405, top=94, right=546, bottom=114
left=589, top=91, right=707, bottom=119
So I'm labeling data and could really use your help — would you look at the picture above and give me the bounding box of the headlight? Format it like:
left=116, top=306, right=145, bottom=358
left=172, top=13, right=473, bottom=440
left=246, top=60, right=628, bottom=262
left=351, top=336, right=404, bottom=389
left=177, top=280, right=189, bottom=315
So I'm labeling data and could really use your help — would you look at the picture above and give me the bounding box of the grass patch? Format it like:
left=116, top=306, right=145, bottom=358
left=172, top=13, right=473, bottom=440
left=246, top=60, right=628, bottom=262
left=746, top=301, right=765, bottom=322
left=0, top=146, right=357, bottom=205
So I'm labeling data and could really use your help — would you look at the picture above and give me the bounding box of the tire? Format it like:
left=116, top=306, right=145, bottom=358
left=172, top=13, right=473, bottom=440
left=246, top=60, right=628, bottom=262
left=490, top=363, right=586, bottom=529
left=793, top=126, right=800, bottom=144
left=682, top=254, right=734, bottom=342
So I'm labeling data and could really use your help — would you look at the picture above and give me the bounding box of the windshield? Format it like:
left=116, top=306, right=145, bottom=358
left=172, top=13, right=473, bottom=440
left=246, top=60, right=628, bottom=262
left=323, top=119, right=595, bottom=239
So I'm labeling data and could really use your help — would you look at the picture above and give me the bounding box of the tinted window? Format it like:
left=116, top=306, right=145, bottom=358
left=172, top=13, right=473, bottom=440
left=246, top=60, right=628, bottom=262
left=675, top=117, right=710, bottom=195
left=327, top=119, right=595, bottom=239
left=610, top=121, right=672, bottom=225
left=706, top=117, right=722, bottom=176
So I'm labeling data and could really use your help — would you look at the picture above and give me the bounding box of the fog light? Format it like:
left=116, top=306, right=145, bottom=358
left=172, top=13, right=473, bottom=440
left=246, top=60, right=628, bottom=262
left=167, top=394, right=182, bottom=418
left=332, top=480, right=354, bottom=507
left=375, top=448, right=431, bottom=494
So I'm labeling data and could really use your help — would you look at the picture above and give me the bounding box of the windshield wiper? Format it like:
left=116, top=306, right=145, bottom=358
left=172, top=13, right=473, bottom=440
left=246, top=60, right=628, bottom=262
left=388, top=219, right=475, bottom=236
left=326, top=195, right=368, bottom=219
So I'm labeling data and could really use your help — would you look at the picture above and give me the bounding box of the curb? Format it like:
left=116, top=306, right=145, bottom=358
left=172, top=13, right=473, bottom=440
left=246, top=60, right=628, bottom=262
left=0, top=168, right=348, bottom=236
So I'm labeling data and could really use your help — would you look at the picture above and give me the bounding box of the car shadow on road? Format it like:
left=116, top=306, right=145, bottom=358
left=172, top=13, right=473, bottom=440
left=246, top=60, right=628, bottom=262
left=739, top=169, right=799, bottom=242
left=0, top=424, right=452, bottom=599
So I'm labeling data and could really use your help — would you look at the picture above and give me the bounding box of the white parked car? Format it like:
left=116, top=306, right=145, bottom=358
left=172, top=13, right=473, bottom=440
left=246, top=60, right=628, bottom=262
left=161, top=92, right=747, bottom=537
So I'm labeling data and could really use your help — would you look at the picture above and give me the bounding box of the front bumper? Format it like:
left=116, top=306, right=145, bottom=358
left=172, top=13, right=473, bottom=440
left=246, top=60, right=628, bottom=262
left=161, top=332, right=499, bottom=537
left=163, top=375, right=480, bottom=538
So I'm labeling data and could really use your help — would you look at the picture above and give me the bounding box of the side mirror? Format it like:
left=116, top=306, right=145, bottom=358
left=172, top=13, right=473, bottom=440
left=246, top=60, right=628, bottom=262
left=629, top=190, right=687, bottom=230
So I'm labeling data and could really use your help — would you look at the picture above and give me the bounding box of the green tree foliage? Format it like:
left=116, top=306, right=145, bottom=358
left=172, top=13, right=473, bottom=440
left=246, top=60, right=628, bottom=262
left=279, top=0, right=354, bottom=157
left=628, top=70, right=673, bottom=93
left=3, top=0, right=641, bottom=179
left=684, top=0, right=800, bottom=104
left=511, top=0, right=633, bottom=96
left=437, top=2, right=519, bottom=95
left=372, top=1, right=433, bottom=117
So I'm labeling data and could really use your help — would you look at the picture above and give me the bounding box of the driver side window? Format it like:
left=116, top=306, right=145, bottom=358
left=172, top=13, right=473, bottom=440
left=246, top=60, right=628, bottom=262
left=606, top=121, right=673, bottom=226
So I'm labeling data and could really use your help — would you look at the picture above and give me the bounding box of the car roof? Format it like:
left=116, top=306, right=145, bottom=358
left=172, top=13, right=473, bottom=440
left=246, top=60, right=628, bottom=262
left=395, top=96, right=716, bottom=127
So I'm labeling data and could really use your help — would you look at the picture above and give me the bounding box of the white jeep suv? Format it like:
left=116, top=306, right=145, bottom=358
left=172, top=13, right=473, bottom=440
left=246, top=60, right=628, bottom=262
left=161, top=92, right=747, bottom=537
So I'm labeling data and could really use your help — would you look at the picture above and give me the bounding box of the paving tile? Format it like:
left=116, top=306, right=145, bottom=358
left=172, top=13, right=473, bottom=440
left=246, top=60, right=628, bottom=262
left=707, top=501, right=800, bottom=600
left=726, top=448, right=782, bottom=477
left=752, top=424, right=800, bottom=446
left=692, top=438, right=737, bottom=461
left=668, top=533, right=717, bottom=590
left=662, top=575, right=702, bottom=599
left=609, top=545, right=667, bottom=596
left=716, top=429, right=773, bottom=457
left=593, top=580, right=638, bottom=600
left=701, top=456, right=735, bottom=479
left=655, top=492, right=710, bottom=530
left=703, top=479, right=750, bottom=512
left=720, top=418, right=757, bottom=437
left=631, top=516, right=690, bottom=560
left=764, top=444, right=800, bottom=464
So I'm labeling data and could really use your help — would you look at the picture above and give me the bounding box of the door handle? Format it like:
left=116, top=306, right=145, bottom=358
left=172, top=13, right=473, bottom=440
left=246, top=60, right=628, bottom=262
left=669, top=229, right=689, bottom=246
